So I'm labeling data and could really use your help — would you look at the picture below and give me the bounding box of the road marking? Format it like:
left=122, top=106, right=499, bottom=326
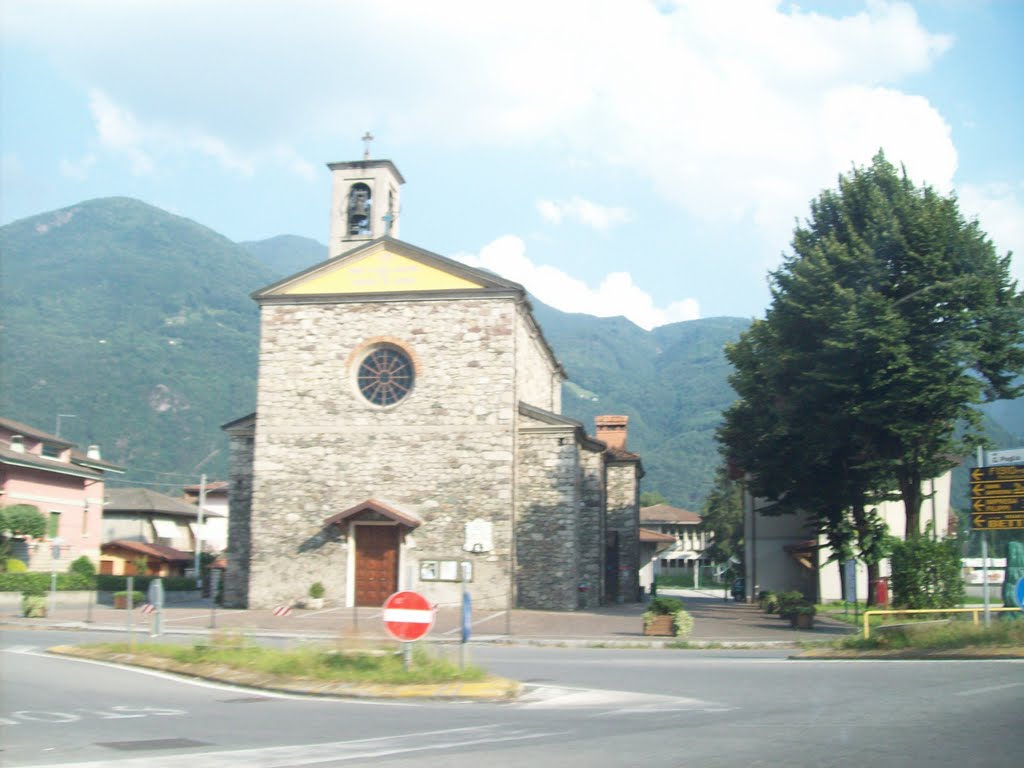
left=516, top=684, right=732, bottom=713
left=10, top=647, right=412, bottom=705
left=955, top=682, right=1024, bottom=697
left=27, top=724, right=564, bottom=767
left=2, top=645, right=37, bottom=654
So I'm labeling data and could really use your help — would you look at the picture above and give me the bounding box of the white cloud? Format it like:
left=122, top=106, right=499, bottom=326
left=7, top=1, right=964, bottom=273
left=456, top=235, right=700, bottom=330
left=957, top=181, right=1024, bottom=284
left=536, top=197, right=632, bottom=232
left=59, top=153, right=97, bottom=180
left=89, top=89, right=153, bottom=175
left=86, top=88, right=317, bottom=179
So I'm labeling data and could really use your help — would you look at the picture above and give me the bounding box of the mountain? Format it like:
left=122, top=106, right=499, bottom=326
left=0, top=197, right=276, bottom=487
left=2, top=197, right=1022, bottom=512
left=240, top=234, right=326, bottom=278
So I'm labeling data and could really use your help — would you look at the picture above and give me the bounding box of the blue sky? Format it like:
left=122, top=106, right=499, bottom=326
left=3, top=0, right=1022, bottom=328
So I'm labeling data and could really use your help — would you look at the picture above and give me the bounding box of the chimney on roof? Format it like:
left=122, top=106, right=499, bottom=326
left=87, top=445, right=102, bottom=460
left=595, top=415, right=629, bottom=451
left=10, top=435, right=25, bottom=453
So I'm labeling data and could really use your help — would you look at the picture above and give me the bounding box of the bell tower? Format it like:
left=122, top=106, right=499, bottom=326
left=327, top=133, right=405, bottom=257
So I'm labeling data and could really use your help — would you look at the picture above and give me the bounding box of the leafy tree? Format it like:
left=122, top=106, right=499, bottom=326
left=787, top=153, right=1024, bottom=536
left=700, top=464, right=744, bottom=566
left=639, top=490, right=668, bottom=508
left=889, top=528, right=965, bottom=609
left=1, top=504, right=46, bottom=539
left=720, top=150, right=1024, bottom=585
left=69, top=555, right=97, bottom=578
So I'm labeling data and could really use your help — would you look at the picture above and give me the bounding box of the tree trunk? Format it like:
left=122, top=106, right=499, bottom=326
left=900, top=471, right=922, bottom=539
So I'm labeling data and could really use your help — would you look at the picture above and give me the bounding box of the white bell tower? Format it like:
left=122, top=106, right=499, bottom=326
left=327, top=133, right=405, bottom=257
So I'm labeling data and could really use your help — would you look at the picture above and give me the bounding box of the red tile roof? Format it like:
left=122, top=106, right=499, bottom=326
left=640, top=504, right=702, bottom=524
left=102, top=539, right=192, bottom=562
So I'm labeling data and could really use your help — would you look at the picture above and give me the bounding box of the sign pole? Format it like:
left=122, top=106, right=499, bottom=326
left=978, top=447, right=990, bottom=627
left=126, top=575, right=135, bottom=651
left=403, top=642, right=411, bottom=672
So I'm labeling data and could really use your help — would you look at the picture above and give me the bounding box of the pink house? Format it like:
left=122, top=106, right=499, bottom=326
left=0, top=416, right=123, bottom=571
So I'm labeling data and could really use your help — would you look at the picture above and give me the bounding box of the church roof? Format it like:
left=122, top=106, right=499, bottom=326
left=323, top=498, right=423, bottom=530
left=253, top=237, right=526, bottom=303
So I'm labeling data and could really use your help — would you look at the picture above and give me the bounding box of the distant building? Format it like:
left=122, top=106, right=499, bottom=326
left=0, top=416, right=122, bottom=571
left=182, top=480, right=229, bottom=553
left=100, top=487, right=225, bottom=575
left=640, top=504, right=708, bottom=570
left=742, top=470, right=953, bottom=602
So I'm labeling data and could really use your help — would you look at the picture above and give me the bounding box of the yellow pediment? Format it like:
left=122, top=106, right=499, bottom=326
left=281, top=249, right=483, bottom=295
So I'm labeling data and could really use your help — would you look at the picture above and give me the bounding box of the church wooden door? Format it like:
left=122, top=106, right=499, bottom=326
left=354, top=525, right=399, bottom=606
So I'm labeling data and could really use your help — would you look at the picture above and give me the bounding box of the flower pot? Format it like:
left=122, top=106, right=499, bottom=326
left=305, top=597, right=324, bottom=610
left=790, top=613, right=814, bottom=629
left=644, top=614, right=675, bottom=636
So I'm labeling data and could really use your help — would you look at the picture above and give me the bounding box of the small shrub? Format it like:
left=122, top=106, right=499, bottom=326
left=69, top=556, right=96, bottom=578
left=309, top=581, right=325, bottom=599
left=5, top=558, right=28, bottom=573
left=21, top=594, right=48, bottom=617
left=647, top=596, right=683, bottom=615
left=114, top=590, right=146, bottom=605
left=776, top=590, right=805, bottom=618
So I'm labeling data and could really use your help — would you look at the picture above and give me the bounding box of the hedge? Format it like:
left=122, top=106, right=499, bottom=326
left=0, top=573, right=198, bottom=594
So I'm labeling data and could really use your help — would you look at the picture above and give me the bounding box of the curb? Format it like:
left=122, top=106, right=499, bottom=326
left=47, top=645, right=523, bottom=701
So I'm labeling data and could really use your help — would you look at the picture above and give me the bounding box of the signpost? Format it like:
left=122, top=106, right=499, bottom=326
left=382, top=591, right=434, bottom=670
left=969, top=465, right=1024, bottom=530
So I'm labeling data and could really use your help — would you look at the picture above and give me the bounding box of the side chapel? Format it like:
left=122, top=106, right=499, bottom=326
left=223, top=151, right=643, bottom=612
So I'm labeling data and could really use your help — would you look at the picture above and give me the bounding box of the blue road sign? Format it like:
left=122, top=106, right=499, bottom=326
left=461, top=592, right=472, bottom=643
left=1016, top=577, right=1024, bottom=610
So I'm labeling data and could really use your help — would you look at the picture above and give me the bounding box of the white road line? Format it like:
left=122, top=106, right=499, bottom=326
left=517, top=683, right=733, bottom=712
left=28, top=725, right=565, bottom=768
left=955, top=682, right=1024, bottom=697
left=8, top=648, right=412, bottom=705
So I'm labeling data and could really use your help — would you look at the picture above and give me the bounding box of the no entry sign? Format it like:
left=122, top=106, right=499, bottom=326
left=382, top=590, right=435, bottom=642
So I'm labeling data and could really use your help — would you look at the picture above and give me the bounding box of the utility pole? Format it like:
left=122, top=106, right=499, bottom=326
left=193, top=474, right=206, bottom=592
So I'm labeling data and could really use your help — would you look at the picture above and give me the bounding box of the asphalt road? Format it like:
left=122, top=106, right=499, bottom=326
left=2, top=629, right=1021, bottom=767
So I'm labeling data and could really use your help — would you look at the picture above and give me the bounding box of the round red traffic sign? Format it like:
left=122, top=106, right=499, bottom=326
left=382, top=590, right=435, bottom=642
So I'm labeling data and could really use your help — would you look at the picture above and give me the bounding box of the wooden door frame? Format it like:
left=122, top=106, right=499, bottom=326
left=346, top=522, right=402, bottom=608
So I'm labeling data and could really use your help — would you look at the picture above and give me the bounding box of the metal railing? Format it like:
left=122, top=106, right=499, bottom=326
left=862, top=606, right=1021, bottom=639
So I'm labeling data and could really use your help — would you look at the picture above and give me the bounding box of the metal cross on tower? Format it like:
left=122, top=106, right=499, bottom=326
left=361, top=131, right=374, bottom=160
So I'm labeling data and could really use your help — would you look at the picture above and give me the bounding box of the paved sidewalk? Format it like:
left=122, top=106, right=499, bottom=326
left=1, top=588, right=855, bottom=646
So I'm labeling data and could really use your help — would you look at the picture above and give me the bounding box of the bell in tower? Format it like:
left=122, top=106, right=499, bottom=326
left=326, top=135, right=405, bottom=258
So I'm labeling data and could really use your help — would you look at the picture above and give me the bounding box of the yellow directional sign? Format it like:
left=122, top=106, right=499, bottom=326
left=971, top=463, right=1024, bottom=530
left=971, top=465, right=1024, bottom=482
left=972, top=497, right=1024, bottom=513
left=971, top=512, right=1024, bottom=530
left=970, top=481, right=1024, bottom=497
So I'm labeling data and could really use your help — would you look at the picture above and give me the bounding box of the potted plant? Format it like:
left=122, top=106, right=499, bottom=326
left=306, top=582, right=325, bottom=610
left=789, top=602, right=817, bottom=629
left=642, top=596, right=693, bottom=638
left=775, top=590, right=805, bottom=620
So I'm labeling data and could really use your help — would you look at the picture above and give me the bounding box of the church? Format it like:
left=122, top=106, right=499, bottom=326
left=222, top=151, right=643, bottom=612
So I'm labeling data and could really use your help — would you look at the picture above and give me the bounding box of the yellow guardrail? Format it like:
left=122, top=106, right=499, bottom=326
left=862, top=606, right=1021, bottom=639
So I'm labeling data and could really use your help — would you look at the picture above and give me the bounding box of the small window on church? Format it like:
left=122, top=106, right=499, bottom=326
left=357, top=346, right=414, bottom=406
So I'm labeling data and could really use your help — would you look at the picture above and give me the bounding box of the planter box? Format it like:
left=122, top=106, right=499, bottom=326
left=790, top=613, right=815, bottom=629
left=644, top=614, right=676, bottom=636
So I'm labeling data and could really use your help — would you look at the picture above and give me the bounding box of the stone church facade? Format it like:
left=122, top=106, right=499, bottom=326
left=223, top=156, right=642, bottom=612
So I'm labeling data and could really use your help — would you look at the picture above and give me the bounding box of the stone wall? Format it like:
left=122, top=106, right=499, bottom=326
left=223, top=427, right=254, bottom=608
left=515, top=308, right=561, bottom=413
left=246, top=296, right=537, bottom=609
left=577, top=447, right=605, bottom=608
left=606, top=460, right=641, bottom=603
left=515, top=420, right=581, bottom=610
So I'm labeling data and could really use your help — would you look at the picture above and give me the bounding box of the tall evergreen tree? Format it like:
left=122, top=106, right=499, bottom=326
left=720, top=152, right=1024, bottom=572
